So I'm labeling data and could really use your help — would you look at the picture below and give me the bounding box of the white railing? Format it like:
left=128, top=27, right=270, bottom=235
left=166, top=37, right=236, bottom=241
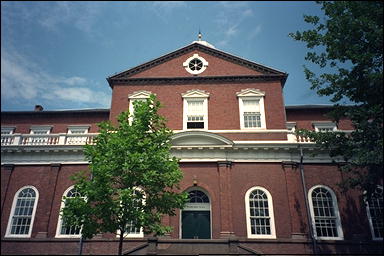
left=21, top=134, right=60, bottom=145
left=287, top=132, right=313, bottom=143
left=1, top=133, right=98, bottom=146
left=1, top=132, right=311, bottom=147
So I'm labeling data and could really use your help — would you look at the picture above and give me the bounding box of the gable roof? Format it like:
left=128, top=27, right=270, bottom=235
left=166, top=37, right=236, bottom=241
left=107, top=42, right=288, bottom=88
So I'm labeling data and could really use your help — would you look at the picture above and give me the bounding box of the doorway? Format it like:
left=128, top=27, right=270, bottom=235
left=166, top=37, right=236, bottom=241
left=181, top=189, right=211, bottom=239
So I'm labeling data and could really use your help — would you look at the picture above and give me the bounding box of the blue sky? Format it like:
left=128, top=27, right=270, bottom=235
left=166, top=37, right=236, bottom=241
left=1, top=1, right=333, bottom=111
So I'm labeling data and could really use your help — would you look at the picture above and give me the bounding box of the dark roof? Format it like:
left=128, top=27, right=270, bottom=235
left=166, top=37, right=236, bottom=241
left=285, top=105, right=334, bottom=110
left=107, top=42, right=288, bottom=88
left=1, top=109, right=110, bottom=115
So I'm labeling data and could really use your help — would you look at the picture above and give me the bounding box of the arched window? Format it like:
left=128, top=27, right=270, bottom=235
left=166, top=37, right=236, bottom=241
left=245, top=186, right=276, bottom=239
left=308, top=185, right=343, bottom=240
left=56, top=186, right=83, bottom=238
left=116, top=188, right=145, bottom=238
left=124, top=189, right=144, bottom=237
left=6, top=186, right=39, bottom=237
left=188, top=190, right=210, bottom=203
left=366, top=186, right=383, bottom=240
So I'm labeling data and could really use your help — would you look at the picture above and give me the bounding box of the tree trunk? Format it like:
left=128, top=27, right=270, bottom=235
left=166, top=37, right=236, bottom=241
left=118, top=231, right=124, bottom=255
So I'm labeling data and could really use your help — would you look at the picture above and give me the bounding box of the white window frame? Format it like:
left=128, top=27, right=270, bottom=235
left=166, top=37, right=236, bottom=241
left=5, top=186, right=39, bottom=238
left=182, top=53, right=209, bottom=75
left=182, top=89, right=210, bottom=131
left=245, top=186, right=276, bottom=239
left=55, top=186, right=84, bottom=238
left=1, top=127, right=15, bottom=134
left=236, top=89, right=266, bottom=130
left=30, top=125, right=52, bottom=134
left=308, top=185, right=344, bottom=240
left=312, top=122, right=337, bottom=132
left=128, top=90, right=152, bottom=115
left=128, top=91, right=153, bottom=123
left=67, top=125, right=90, bottom=134
left=365, top=186, right=383, bottom=241
left=116, top=187, right=145, bottom=238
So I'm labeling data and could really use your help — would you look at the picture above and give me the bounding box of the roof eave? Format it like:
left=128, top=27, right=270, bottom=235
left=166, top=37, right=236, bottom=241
left=106, top=42, right=288, bottom=88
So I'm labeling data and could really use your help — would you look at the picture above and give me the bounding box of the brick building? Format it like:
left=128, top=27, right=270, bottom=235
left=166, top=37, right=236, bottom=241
left=1, top=37, right=383, bottom=255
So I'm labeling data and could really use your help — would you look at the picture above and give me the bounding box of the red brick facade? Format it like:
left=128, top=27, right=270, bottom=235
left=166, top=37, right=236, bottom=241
left=1, top=41, right=382, bottom=255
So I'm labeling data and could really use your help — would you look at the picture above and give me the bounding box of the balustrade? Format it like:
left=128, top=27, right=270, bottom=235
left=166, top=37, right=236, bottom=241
left=1, top=133, right=97, bottom=146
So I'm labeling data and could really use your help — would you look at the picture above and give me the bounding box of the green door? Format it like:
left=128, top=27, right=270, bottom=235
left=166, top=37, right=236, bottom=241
left=182, top=211, right=211, bottom=239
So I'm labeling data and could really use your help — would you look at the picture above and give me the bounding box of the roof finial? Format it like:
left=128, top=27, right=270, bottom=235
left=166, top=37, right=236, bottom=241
left=198, top=29, right=202, bottom=41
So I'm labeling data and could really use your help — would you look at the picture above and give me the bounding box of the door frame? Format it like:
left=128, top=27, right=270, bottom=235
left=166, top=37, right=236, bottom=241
left=179, top=187, right=212, bottom=239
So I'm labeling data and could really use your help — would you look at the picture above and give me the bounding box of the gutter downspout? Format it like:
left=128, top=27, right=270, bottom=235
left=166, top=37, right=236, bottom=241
left=299, top=145, right=318, bottom=255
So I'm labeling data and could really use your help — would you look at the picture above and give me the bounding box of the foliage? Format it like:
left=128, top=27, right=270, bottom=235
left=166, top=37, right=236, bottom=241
left=289, top=1, right=383, bottom=195
left=61, top=94, right=188, bottom=255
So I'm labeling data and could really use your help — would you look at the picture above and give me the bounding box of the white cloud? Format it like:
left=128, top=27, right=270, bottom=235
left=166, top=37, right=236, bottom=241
left=40, top=2, right=103, bottom=34
left=214, top=2, right=259, bottom=48
left=225, top=25, right=238, bottom=37
left=2, top=1, right=104, bottom=35
left=248, top=24, right=262, bottom=39
left=1, top=48, right=110, bottom=109
left=150, top=1, right=187, bottom=22
left=64, top=77, right=87, bottom=86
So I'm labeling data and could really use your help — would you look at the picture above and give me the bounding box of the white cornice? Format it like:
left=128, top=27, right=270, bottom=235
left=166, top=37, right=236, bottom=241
left=128, top=90, right=153, bottom=99
left=236, top=88, right=265, bottom=97
left=181, top=89, right=210, bottom=98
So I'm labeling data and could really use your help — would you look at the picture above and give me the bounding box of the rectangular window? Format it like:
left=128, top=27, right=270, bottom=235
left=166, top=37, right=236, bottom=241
left=242, top=100, right=261, bottom=128
left=1, top=127, right=16, bottom=146
left=1, top=127, right=15, bottom=135
left=28, top=126, right=52, bottom=145
left=313, top=122, right=337, bottom=132
left=187, top=100, right=205, bottom=129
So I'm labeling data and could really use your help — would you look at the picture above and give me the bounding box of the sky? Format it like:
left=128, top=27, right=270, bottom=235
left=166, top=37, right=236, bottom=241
left=1, top=1, right=335, bottom=111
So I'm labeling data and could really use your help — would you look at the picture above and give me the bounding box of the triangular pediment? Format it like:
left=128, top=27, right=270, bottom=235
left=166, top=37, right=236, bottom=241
left=181, top=89, right=210, bottom=98
left=128, top=90, right=153, bottom=99
left=236, top=88, right=265, bottom=97
left=107, top=42, right=287, bottom=87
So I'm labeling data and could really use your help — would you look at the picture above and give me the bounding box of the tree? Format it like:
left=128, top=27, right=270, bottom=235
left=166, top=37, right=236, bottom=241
left=61, top=94, right=188, bottom=255
left=289, top=1, right=383, bottom=196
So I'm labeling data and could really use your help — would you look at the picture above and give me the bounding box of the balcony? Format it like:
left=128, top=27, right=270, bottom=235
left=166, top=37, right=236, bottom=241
left=1, top=133, right=97, bottom=146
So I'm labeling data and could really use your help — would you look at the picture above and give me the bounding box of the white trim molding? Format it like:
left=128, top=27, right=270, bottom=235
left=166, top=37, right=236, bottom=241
left=308, top=185, right=344, bottom=240
left=182, top=53, right=209, bottom=75
left=365, top=186, right=383, bottom=240
left=245, top=186, right=276, bottom=239
left=55, top=186, right=82, bottom=238
left=182, top=90, right=210, bottom=131
left=116, top=187, right=145, bottom=238
left=5, top=186, right=39, bottom=238
left=128, top=90, right=153, bottom=117
left=237, top=89, right=266, bottom=130
left=1, top=127, right=16, bottom=135
left=312, top=121, right=337, bottom=132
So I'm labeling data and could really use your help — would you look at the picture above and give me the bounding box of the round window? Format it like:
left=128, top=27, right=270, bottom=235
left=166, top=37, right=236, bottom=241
left=189, top=58, right=203, bottom=71
left=183, top=54, right=208, bottom=75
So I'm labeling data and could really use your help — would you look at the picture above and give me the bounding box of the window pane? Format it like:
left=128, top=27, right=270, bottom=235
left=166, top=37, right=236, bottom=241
left=312, top=187, right=339, bottom=237
left=244, top=112, right=261, bottom=128
left=60, top=188, right=83, bottom=235
left=10, top=188, right=36, bottom=235
left=243, top=100, right=260, bottom=112
left=367, top=187, right=383, bottom=238
left=249, top=189, right=271, bottom=235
